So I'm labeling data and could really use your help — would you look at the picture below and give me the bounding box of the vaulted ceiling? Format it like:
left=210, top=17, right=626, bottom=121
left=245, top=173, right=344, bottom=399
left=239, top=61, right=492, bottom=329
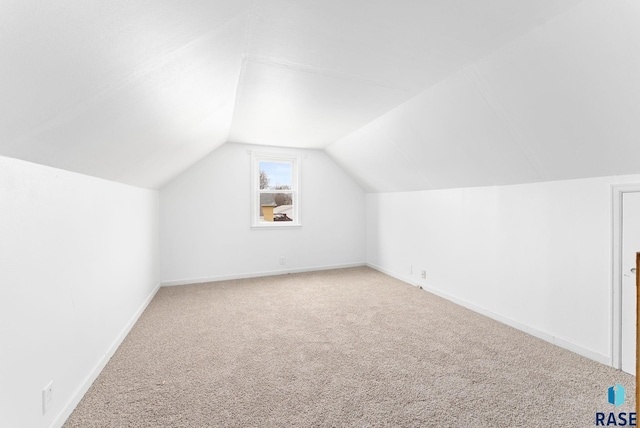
left=1, top=0, right=638, bottom=191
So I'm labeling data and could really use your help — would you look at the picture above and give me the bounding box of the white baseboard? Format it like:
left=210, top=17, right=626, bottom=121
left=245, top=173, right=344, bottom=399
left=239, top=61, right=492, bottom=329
left=50, top=282, right=161, bottom=428
left=367, top=263, right=611, bottom=367
left=161, top=262, right=367, bottom=287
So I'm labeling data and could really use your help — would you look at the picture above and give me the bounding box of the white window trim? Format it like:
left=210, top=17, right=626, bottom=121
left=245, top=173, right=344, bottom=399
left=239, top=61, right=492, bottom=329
left=250, top=151, right=301, bottom=229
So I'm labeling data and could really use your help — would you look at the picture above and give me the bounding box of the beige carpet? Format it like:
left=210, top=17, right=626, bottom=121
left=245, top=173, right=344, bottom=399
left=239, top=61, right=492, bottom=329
left=65, top=267, right=635, bottom=427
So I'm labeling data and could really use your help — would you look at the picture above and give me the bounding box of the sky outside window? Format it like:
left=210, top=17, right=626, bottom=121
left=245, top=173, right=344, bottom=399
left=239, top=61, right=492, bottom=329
left=260, top=161, right=292, bottom=189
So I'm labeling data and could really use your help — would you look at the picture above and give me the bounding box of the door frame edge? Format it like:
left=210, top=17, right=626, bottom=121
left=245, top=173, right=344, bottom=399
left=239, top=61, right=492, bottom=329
left=611, top=184, right=640, bottom=370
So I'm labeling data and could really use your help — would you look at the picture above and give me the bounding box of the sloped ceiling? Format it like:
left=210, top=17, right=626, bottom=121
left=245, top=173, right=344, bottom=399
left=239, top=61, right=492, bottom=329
left=327, top=0, right=640, bottom=192
left=2, top=0, right=638, bottom=191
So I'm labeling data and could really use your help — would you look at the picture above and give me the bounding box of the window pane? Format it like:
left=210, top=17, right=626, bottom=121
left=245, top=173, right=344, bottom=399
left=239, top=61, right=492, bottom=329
left=259, top=161, right=292, bottom=190
left=259, top=193, right=294, bottom=223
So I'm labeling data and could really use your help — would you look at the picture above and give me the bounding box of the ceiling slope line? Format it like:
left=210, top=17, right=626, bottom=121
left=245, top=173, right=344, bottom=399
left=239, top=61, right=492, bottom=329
left=226, top=57, right=250, bottom=145
left=226, top=0, right=259, bottom=143
left=241, top=0, right=260, bottom=55
left=322, top=147, right=373, bottom=193
left=5, top=11, right=249, bottom=152
left=464, top=65, right=548, bottom=180
left=373, top=121, right=436, bottom=191
left=242, top=54, right=419, bottom=94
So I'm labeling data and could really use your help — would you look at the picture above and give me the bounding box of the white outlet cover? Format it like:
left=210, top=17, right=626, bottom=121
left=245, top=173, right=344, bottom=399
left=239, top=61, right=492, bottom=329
left=42, top=381, right=53, bottom=414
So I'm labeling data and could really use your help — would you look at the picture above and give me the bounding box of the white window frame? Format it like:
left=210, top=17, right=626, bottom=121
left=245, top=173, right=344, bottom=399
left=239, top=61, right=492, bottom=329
left=250, top=152, right=301, bottom=229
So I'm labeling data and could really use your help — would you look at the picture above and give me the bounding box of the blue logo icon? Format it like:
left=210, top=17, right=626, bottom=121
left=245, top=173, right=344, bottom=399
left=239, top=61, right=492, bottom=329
left=608, top=384, right=625, bottom=408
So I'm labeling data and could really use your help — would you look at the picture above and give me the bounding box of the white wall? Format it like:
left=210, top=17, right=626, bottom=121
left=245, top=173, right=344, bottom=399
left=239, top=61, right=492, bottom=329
left=0, top=156, right=160, bottom=428
left=161, top=143, right=366, bottom=284
left=367, top=174, right=640, bottom=365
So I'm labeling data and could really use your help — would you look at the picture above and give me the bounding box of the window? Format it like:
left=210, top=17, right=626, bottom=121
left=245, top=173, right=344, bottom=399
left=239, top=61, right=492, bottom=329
left=251, top=152, right=300, bottom=228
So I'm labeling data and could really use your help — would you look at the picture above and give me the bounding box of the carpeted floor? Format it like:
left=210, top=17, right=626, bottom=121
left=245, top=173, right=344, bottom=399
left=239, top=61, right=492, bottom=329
left=65, top=267, right=635, bottom=427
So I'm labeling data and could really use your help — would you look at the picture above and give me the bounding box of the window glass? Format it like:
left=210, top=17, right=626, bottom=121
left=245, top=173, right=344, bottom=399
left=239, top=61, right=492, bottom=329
left=252, top=154, right=300, bottom=227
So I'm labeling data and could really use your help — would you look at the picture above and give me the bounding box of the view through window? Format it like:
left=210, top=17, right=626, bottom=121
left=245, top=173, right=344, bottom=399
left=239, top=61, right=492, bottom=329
left=252, top=154, right=300, bottom=227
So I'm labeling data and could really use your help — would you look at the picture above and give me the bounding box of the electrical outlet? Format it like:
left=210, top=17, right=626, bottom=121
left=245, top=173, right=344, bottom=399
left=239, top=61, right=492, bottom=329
left=421, top=270, right=426, bottom=279
left=42, top=381, right=53, bottom=414
left=409, top=266, right=413, bottom=274
left=279, top=256, right=285, bottom=265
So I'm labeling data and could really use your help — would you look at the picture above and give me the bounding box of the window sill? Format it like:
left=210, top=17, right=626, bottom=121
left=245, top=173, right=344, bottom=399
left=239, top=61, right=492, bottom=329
left=251, top=222, right=302, bottom=230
